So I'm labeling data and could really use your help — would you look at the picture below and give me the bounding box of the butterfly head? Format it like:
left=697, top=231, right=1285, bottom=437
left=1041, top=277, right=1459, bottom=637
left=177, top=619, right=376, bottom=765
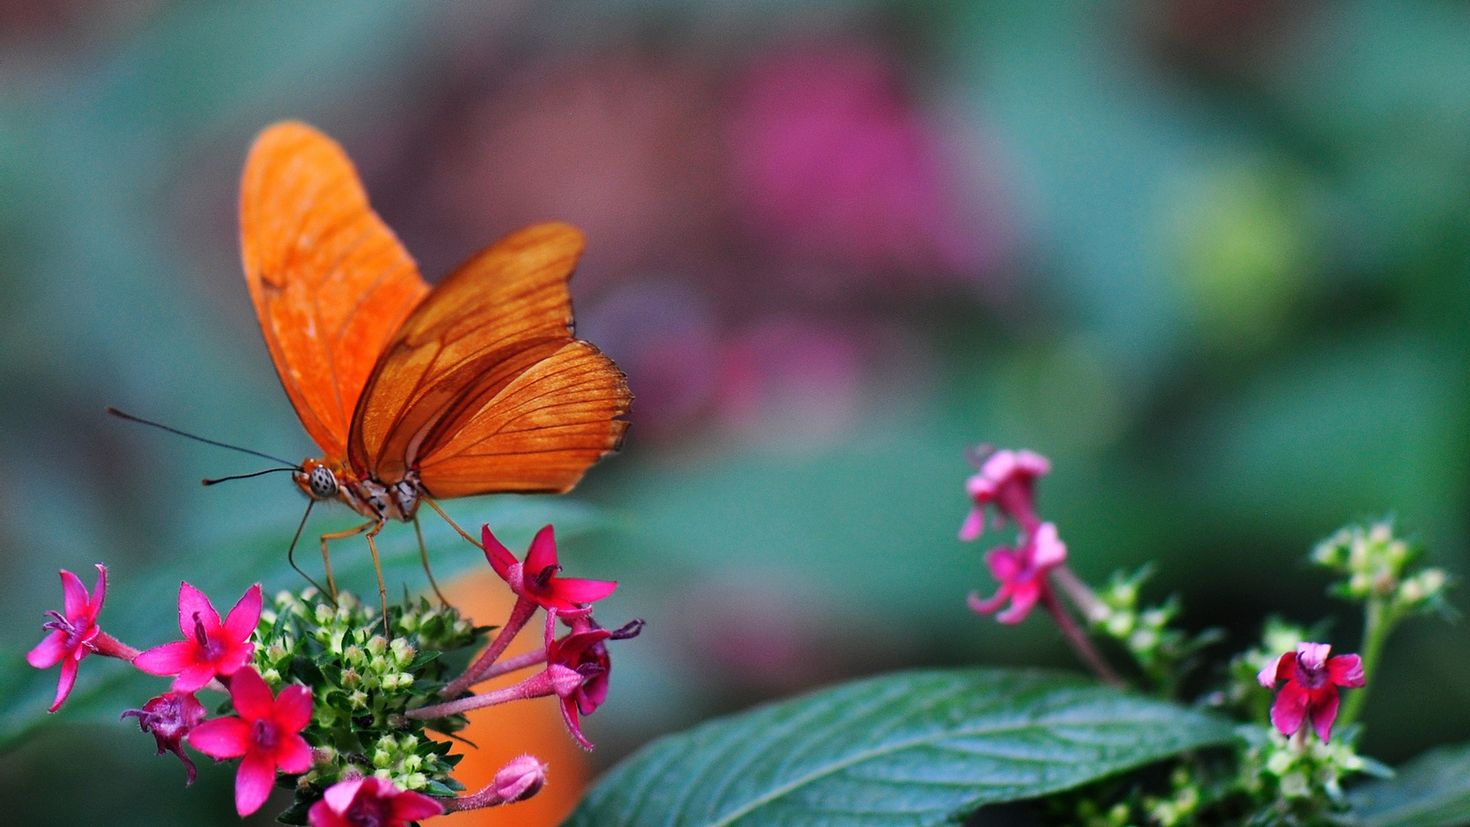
left=295, top=459, right=340, bottom=500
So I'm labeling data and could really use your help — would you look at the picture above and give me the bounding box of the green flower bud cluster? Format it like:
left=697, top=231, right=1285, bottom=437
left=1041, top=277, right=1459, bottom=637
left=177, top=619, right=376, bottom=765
left=1088, top=567, right=1218, bottom=694
left=252, top=588, right=491, bottom=823
left=1235, top=725, right=1387, bottom=822
left=1313, top=520, right=1451, bottom=614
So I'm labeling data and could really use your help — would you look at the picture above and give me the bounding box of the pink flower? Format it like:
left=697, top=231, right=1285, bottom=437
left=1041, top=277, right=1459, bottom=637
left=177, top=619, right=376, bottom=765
left=134, top=582, right=262, bottom=692
left=307, top=776, right=442, bottom=827
left=482, top=524, right=617, bottom=614
left=486, top=754, right=548, bottom=805
left=187, top=666, right=314, bottom=817
left=960, top=449, right=1051, bottom=541
left=1258, top=642, right=1366, bottom=743
left=121, top=691, right=207, bottom=785
left=967, top=522, right=1067, bottom=624
left=544, top=616, right=642, bottom=750
left=27, top=564, right=108, bottom=712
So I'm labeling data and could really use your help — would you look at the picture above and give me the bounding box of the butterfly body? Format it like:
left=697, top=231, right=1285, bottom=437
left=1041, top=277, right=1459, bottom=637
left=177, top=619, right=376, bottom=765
left=295, top=458, right=421, bottom=523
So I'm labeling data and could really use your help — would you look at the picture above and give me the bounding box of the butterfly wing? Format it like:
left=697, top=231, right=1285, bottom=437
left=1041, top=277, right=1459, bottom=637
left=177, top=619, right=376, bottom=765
left=240, top=121, right=428, bottom=460
left=348, top=222, right=631, bottom=495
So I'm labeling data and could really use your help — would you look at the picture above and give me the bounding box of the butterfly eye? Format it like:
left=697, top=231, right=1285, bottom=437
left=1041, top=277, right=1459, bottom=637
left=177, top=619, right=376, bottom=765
left=308, top=466, right=338, bottom=499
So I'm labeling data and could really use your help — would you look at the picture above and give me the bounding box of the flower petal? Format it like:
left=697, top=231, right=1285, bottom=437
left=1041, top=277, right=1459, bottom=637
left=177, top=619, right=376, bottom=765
left=1258, top=651, right=1296, bottom=688
left=481, top=524, right=516, bottom=580
left=187, top=716, right=251, bottom=758
left=173, top=661, right=219, bottom=693
left=273, top=684, right=314, bottom=732
left=223, top=584, right=263, bottom=643
left=1295, top=642, right=1331, bottom=673
left=321, top=776, right=365, bottom=813
left=560, top=696, right=594, bottom=750
left=307, top=799, right=345, bottom=827
left=27, top=630, right=70, bottom=669
left=133, top=640, right=197, bottom=677
left=177, top=582, right=222, bottom=638
left=273, top=733, right=314, bottom=775
left=548, top=576, right=618, bottom=606
left=967, top=587, right=1011, bottom=616
left=60, top=569, right=89, bottom=618
left=1309, top=686, right=1342, bottom=742
left=391, top=788, right=447, bottom=820
left=1270, top=680, right=1309, bottom=737
left=984, top=547, right=1022, bottom=581
left=234, top=749, right=277, bottom=817
left=1327, top=654, right=1365, bottom=688
left=48, top=656, right=79, bottom=712
left=1030, top=523, right=1067, bottom=568
left=229, top=666, right=274, bottom=720
left=526, top=524, right=560, bottom=572
left=996, top=582, right=1040, bottom=624
left=88, top=564, right=108, bottom=617
left=958, top=507, right=984, bottom=542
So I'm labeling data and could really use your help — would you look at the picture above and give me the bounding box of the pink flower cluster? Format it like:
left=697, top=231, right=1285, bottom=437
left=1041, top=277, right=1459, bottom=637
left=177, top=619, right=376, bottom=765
left=27, top=520, right=638, bottom=822
left=414, top=524, right=642, bottom=753
left=959, top=449, right=1067, bottom=624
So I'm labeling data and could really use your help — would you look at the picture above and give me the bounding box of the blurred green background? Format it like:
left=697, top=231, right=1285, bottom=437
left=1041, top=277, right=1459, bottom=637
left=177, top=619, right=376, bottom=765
left=4, top=1, right=1470, bottom=824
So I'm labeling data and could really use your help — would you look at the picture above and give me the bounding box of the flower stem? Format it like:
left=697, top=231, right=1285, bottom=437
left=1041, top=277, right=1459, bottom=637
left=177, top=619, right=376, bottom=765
left=1041, top=584, right=1124, bottom=687
left=1338, top=597, right=1394, bottom=730
left=409, top=670, right=557, bottom=720
left=443, top=597, right=537, bottom=697
left=471, top=647, right=547, bottom=686
left=91, top=632, right=141, bottom=661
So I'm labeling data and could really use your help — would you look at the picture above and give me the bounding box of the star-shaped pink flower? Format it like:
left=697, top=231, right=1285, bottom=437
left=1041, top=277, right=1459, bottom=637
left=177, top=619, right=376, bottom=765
left=27, top=565, right=108, bottom=712
left=960, top=448, right=1050, bottom=541
left=187, top=666, right=314, bottom=817
left=967, top=522, right=1067, bottom=624
left=134, top=582, right=261, bottom=692
left=1258, top=642, right=1365, bottom=743
left=307, top=776, right=442, bottom=827
left=483, top=524, right=617, bottom=614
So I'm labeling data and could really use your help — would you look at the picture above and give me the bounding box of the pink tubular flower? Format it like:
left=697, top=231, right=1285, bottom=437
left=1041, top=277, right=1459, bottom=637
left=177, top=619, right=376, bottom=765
left=134, top=582, right=262, bottom=692
left=27, top=564, right=108, bottom=712
left=960, top=448, right=1051, bottom=541
left=187, top=666, right=314, bottom=817
left=545, top=616, right=643, bottom=750
left=307, top=776, right=443, bottom=827
left=482, top=524, right=617, bottom=614
left=1258, top=642, right=1366, bottom=743
left=121, top=691, right=207, bottom=785
left=967, top=522, right=1067, bottom=624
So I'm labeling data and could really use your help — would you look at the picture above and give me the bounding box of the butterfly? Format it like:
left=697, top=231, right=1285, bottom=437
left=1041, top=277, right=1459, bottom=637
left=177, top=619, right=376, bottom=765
left=239, top=121, right=631, bottom=605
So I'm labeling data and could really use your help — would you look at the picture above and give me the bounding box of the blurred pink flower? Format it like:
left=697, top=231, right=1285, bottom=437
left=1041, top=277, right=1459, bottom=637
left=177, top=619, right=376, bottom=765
left=727, top=41, right=998, bottom=284
left=968, top=522, right=1067, bottom=624
left=960, top=449, right=1051, bottom=541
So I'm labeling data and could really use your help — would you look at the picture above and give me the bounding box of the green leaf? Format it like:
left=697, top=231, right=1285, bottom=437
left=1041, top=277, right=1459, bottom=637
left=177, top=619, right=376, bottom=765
left=567, top=668, right=1235, bottom=827
left=1345, top=742, right=1470, bottom=827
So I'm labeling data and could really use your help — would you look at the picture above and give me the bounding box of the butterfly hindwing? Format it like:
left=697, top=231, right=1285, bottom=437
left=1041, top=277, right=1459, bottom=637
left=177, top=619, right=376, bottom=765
left=240, top=122, right=428, bottom=460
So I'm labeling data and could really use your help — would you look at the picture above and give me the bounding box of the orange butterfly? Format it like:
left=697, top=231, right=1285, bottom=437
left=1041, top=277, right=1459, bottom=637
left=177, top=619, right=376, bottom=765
left=239, top=121, right=630, bottom=604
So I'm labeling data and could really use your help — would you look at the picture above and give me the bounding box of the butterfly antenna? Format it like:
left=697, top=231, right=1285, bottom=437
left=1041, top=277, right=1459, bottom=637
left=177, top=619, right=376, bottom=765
left=202, top=467, right=299, bottom=486
left=106, top=407, right=300, bottom=467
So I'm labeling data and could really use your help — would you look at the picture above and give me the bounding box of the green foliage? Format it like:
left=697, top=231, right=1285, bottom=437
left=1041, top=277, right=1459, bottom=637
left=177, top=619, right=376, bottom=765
left=253, top=589, right=488, bottom=822
left=565, top=669, right=1235, bottom=827
left=1344, top=742, right=1470, bottom=827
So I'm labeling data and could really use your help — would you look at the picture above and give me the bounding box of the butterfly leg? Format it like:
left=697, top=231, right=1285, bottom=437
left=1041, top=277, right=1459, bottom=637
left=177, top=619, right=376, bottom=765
left=363, top=519, right=392, bottom=638
left=412, top=515, right=451, bottom=607
left=318, top=520, right=377, bottom=603
left=422, top=496, right=484, bottom=550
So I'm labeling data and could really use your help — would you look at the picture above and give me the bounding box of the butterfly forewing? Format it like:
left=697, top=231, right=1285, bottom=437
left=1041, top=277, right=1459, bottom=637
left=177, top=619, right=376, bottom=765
left=240, top=122, right=428, bottom=460
left=349, top=222, right=630, bottom=490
